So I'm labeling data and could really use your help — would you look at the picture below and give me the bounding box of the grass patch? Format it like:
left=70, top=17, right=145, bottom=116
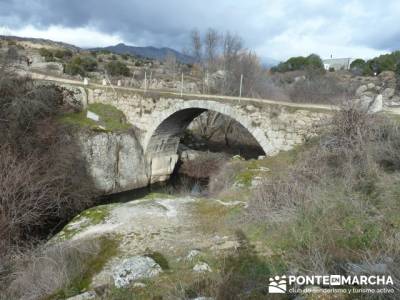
left=58, top=103, right=131, bottom=132
left=48, top=236, right=121, bottom=299
left=145, top=251, right=170, bottom=270
left=191, top=199, right=233, bottom=234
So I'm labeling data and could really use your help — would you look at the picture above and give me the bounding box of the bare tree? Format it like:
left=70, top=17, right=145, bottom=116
left=190, top=29, right=203, bottom=64
left=232, top=51, right=264, bottom=97
left=204, top=28, right=220, bottom=72
left=221, top=32, right=243, bottom=94
left=164, top=51, right=178, bottom=80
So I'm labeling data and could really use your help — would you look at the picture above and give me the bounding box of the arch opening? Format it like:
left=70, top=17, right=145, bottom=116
left=145, top=104, right=268, bottom=183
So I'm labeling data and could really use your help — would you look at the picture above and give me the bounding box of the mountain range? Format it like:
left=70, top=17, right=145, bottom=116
left=90, top=43, right=194, bottom=64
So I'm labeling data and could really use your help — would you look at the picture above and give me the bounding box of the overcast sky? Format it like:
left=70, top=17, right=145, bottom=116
left=0, top=0, right=399, bottom=61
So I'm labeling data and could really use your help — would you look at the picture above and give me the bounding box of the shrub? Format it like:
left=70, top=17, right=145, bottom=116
left=64, top=61, right=84, bottom=76
left=6, top=46, right=19, bottom=61
left=0, top=70, right=96, bottom=262
left=179, top=152, right=227, bottom=179
left=272, top=54, right=325, bottom=73
left=39, top=48, right=55, bottom=62
left=106, top=61, right=131, bottom=76
left=289, top=75, right=354, bottom=104
left=209, top=160, right=246, bottom=195
left=81, top=56, right=98, bottom=71
left=5, top=239, right=102, bottom=299
left=247, top=106, right=400, bottom=282
left=54, top=49, right=73, bottom=59
left=64, top=55, right=98, bottom=76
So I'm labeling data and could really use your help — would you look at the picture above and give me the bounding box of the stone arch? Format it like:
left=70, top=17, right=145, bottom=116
left=143, top=100, right=275, bottom=182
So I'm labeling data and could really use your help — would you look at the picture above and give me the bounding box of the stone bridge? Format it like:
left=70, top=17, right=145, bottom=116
left=88, top=88, right=328, bottom=184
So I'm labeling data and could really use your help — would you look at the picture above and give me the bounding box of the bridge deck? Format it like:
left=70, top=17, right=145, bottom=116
left=28, top=71, right=400, bottom=116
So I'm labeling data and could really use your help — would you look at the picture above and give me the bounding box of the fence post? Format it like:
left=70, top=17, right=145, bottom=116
left=181, top=72, right=184, bottom=97
left=239, top=73, right=243, bottom=100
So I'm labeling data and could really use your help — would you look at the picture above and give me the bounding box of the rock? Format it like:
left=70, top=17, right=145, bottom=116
left=378, top=71, right=396, bottom=81
left=87, top=110, right=100, bottom=122
left=358, top=95, right=374, bottom=110
left=231, top=155, right=244, bottom=161
left=66, top=291, right=96, bottom=300
left=93, top=284, right=108, bottom=296
left=186, top=249, right=201, bottom=261
left=294, top=75, right=306, bottom=82
left=387, top=95, right=400, bottom=106
left=246, top=105, right=256, bottom=112
left=113, top=256, right=162, bottom=288
left=79, top=131, right=149, bottom=194
left=258, top=166, right=270, bottom=172
left=347, top=262, right=388, bottom=274
left=31, top=62, right=64, bottom=75
left=180, top=149, right=202, bottom=161
left=211, top=240, right=240, bottom=251
left=367, top=83, right=375, bottom=89
left=192, top=297, right=214, bottom=300
left=59, top=85, right=88, bottom=110
left=251, top=176, right=263, bottom=187
left=258, top=155, right=266, bottom=160
left=356, top=85, right=368, bottom=96
left=368, top=94, right=383, bottom=113
left=382, top=88, right=395, bottom=99
left=193, top=262, right=212, bottom=273
left=133, top=282, right=147, bottom=288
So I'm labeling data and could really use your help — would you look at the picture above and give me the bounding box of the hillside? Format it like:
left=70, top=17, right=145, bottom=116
left=90, top=43, right=194, bottom=64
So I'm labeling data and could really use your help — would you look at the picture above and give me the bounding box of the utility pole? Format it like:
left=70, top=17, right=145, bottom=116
left=181, top=72, right=184, bottom=97
left=144, top=71, right=147, bottom=92
left=239, top=73, right=243, bottom=99
left=149, top=71, right=152, bottom=89
left=205, top=71, right=209, bottom=94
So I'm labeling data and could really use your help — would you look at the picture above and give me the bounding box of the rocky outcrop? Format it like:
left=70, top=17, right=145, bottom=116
left=78, top=130, right=150, bottom=194
left=52, top=194, right=242, bottom=292
left=353, top=71, right=400, bottom=109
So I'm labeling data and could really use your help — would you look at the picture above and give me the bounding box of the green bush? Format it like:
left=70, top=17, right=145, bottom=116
left=64, top=55, right=97, bottom=76
left=39, top=48, right=55, bottom=62
left=105, top=61, right=131, bottom=76
left=356, top=51, right=400, bottom=75
left=54, top=49, right=73, bottom=59
left=79, top=56, right=97, bottom=72
left=64, top=62, right=84, bottom=76
left=272, top=54, right=324, bottom=73
left=351, top=59, right=372, bottom=75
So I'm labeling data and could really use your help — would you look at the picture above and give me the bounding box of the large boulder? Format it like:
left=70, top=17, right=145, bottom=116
left=382, top=87, right=395, bottom=99
left=112, top=256, right=162, bottom=288
left=368, top=94, right=383, bottom=113
left=356, top=85, right=368, bottom=96
left=78, top=131, right=150, bottom=194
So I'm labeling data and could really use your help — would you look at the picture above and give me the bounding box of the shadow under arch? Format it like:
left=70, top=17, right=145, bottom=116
left=143, top=100, right=274, bottom=182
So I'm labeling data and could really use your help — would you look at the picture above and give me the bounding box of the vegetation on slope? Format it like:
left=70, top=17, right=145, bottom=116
left=0, top=56, right=98, bottom=294
left=200, top=106, right=400, bottom=298
left=351, top=51, right=400, bottom=76
left=59, top=102, right=131, bottom=132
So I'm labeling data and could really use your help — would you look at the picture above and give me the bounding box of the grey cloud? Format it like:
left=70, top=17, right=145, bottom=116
left=0, top=0, right=399, bottom=55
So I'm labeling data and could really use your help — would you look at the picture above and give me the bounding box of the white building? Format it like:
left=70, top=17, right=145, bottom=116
left=323, top=58, right=355, bottom=71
